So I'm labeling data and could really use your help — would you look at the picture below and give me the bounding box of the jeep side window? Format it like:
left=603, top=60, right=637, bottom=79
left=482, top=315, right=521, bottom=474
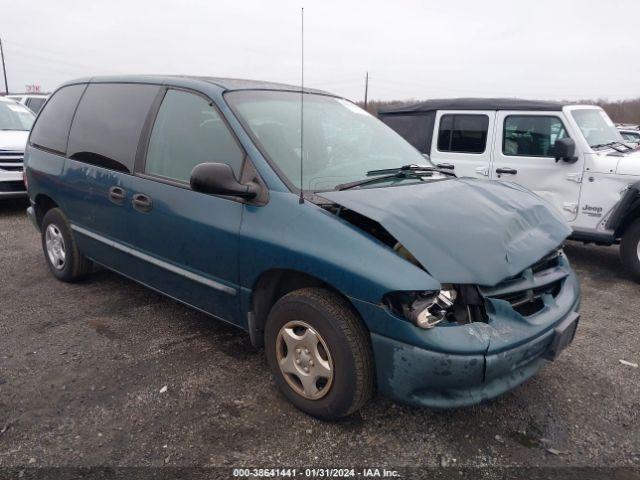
left=503, top=115, right=567, bottom=157
left=437, top=114, right=489, bottom=154
left=145, top=90, right=244, bottom=184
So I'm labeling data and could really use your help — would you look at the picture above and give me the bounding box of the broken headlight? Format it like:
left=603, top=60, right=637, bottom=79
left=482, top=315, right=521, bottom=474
left=404, top=289, right=457, bottom=329
left=384, top=288, right=457, bottom=329
left=384, top=285, right=487, bottom=329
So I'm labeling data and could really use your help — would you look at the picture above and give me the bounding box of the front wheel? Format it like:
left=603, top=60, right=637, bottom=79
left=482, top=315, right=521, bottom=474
left=620, top=218, right=640, bottom=282
left=264, top=288, right=374, bottom=420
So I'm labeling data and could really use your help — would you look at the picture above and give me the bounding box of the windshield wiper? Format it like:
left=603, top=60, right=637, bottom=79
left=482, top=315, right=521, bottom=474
left=591, top=141, right=632, bottom=151
left=366, top=163, right=455, bottom=177
left=335, top=164, right=453, bottom=191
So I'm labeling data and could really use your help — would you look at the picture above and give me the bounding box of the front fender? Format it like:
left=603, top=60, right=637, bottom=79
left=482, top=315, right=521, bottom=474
left=238, top=191, right=440, bottom=304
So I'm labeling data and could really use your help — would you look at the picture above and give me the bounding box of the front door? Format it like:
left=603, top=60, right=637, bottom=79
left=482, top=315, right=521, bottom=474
left=128, top=88, right=247, bottom=325
left=429, top=110, right=496, bottom=179
left=491, top=112, right=584, bottom=221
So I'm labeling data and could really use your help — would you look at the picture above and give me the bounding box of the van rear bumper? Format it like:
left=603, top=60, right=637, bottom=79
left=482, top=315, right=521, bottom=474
left=26, top=205, right=39, bottom=230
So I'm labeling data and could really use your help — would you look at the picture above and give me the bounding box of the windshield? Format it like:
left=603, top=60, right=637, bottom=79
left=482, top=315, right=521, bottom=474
left=0, top=101, right=35, bottom=131
left=571, top=108, right=625, bottom=148
left=225, top=91, right=428, bottom=191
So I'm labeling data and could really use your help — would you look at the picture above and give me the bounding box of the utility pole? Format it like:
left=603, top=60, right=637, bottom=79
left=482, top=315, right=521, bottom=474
left=0, top=38, right=8, bottom=95
left=364, top=71, right=369, bottom=111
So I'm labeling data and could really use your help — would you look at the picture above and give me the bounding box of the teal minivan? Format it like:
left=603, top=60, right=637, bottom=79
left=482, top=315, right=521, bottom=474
left=25, top=76, right=580, bottom=419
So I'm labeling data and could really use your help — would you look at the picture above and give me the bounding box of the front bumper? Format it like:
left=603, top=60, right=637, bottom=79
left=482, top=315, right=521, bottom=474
left=0, top=172, right=27, bottom=199
left=351, top=256, right=581, bottom=409
left=370, top=310, right=578, bottom=409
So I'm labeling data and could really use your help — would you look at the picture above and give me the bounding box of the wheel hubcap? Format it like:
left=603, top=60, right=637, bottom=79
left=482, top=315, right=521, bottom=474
left=276, top=321, right=334, bottom=400
left=45, top=224, right=66, bottom=270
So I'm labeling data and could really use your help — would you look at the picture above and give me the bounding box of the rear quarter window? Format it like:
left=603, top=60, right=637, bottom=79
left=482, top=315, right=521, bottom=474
left=380, top=113, right=435, bottom=154
left=29, top=84, right=86, bottom=154
left=437, top=114, right=489, bottom=154
left=67, top=83, right=160, bottom=173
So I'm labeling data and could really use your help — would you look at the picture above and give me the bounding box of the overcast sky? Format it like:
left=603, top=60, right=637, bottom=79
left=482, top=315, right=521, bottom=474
left=2, top=0, right=639, bottom=101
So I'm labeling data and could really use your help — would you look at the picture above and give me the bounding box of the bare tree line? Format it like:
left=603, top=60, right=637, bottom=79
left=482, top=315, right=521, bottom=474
left=360, top=98, right=640, bottom=125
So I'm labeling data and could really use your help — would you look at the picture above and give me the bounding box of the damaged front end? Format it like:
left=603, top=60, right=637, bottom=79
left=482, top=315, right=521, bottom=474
left=319, top=200, right=579, bottom=408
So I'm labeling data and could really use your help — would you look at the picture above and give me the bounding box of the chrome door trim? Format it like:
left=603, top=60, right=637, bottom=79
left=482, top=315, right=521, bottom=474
left=70, top=224, right=237, bottom=296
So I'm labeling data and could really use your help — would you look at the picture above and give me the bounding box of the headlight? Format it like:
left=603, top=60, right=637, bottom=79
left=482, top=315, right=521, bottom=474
left=405, top=289, right=457, bottom=329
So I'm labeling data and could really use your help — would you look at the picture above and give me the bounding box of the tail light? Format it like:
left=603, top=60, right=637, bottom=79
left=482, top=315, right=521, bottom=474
left=23, top=169, right=28, bottom=189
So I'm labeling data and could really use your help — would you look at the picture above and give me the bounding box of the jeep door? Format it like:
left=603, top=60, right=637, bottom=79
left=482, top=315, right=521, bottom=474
left=127, top=88, right=245, bottom=324
left=429, top=111, right=496, bottom=178
left=491, top=111, right=583, bottom=221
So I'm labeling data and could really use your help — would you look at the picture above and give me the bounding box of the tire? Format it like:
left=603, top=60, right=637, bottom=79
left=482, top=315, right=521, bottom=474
left=620, top=218, right=640, bottom=282
left=264, top=287, right=374, bottom=420
left=41, top=208, right=92, bottom=282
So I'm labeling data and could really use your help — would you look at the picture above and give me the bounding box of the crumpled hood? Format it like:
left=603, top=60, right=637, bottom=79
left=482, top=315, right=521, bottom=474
left=0, top=130, right=29, bottom=151
left=322, top=178, right=571, bottom=286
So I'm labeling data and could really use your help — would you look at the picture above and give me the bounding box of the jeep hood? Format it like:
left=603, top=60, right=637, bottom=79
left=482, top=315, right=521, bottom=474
left=322, top=178, right=571, bottom=286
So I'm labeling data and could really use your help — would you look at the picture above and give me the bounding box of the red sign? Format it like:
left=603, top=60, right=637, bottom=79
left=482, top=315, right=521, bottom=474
left=25, top=84, right=41, bottom=93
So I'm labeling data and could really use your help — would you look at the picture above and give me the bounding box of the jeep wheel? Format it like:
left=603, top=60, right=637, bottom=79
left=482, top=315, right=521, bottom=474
left=620, top=218, right=640, bottom=282
left=264, top=288, right=374, bottom=420
left=41, top=208, right=92, bottom=282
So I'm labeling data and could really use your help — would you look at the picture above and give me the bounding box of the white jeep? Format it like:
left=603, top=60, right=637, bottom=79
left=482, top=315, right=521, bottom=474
left=379, top=99, right=640, bottom=280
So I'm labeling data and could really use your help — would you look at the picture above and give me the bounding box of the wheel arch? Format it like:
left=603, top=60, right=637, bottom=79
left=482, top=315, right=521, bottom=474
left=248, top=268, right=366, bottom=348
left=33, top=194, right=59, bottom=228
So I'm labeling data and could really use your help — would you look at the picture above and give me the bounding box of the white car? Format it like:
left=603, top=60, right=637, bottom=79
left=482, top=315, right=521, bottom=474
left=617, top=124, right=640, bottom=145
left=7, top=94, right=49, bottom=114
left=0, top=97, right=35, bottom=198
left=379, top=99, right=640, bottom=280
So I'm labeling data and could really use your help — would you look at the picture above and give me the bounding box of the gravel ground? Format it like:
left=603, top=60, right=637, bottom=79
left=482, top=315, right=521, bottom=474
left=0, top=198, right=638, bottom=469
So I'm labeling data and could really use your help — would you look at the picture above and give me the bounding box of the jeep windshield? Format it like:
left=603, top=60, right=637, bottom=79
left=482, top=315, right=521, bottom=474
left=225, top=90, right=433, bottom=191
left=571, top=108, right=626, bottom=150
left=0, top=101, right=35, bottom=131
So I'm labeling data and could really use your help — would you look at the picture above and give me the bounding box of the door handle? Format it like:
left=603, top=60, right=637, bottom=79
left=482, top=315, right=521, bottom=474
left=132, top=193, right=153, bottom=213
left=108, top=186, right=127, bottom=205
left=496, top=167, right=518, bottom=175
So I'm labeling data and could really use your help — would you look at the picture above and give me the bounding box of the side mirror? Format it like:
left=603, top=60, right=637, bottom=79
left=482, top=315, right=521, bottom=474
left=190, top=163, right=258, bottom=198
left=554, top=138, right=578, bottom=164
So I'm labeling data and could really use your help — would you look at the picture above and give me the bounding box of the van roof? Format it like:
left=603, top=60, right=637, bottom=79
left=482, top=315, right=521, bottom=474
left=379, top=98, right=567, bottom=115
left=63, top=75, right=330, bottom=95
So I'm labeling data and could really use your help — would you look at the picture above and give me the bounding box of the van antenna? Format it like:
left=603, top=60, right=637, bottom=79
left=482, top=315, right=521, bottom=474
left=298, top=7, right=305, bottom=204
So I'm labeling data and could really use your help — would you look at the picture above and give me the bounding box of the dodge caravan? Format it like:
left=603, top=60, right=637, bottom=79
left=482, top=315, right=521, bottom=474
left=25, top=77, right=580, bottom=419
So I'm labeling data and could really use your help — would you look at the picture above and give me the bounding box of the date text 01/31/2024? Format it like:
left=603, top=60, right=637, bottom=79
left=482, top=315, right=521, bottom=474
left=232, top=468, right=401, bottom=478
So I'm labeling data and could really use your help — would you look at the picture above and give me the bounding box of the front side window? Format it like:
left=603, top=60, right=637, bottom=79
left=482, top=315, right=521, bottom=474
left=145, top=90, right=244, bottom=183
left=503, top=115, right=567, bottom=157
left=437, top=114, right=489, bottom=154
left=571, top=109, right=625, bottom=149
left=0, top=100, right=35, bottom=131
left=225, top=91, right=427, bottom=191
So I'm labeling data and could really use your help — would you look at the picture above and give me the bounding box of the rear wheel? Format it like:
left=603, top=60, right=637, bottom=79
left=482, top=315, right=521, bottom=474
left=264, top=288, right=374, bottom=420
left=620, top=218, right=640, bottom=282
left=41, top=208, right=92, bottom=282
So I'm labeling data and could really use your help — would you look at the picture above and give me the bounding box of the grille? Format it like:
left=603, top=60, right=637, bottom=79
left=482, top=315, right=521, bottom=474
left=481, top=249, right=566, bottom=317
left=0, top=150, right=24, bottom=173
